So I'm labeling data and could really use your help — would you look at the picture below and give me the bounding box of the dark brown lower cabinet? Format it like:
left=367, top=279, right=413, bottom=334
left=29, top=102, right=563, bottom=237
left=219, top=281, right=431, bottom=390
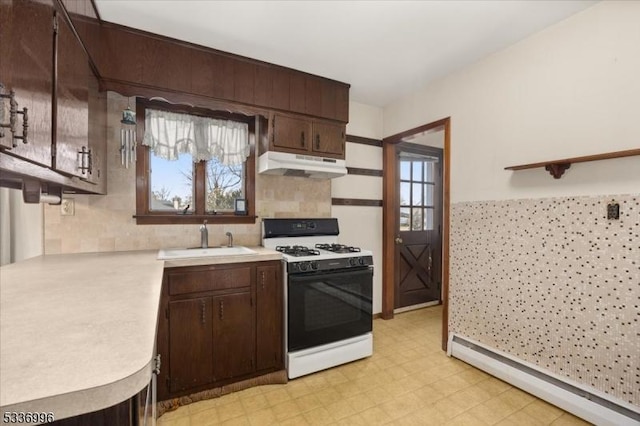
left=158, top=260, right=283, bottom=401
left=256, top=264, right=283, bottom=371
left=168, top=297, right=214, bottom=393
left=213, top=292, right=255, bottom=381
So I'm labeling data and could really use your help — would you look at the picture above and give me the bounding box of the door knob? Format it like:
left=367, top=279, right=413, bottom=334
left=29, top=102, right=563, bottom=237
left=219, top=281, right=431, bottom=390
left=395, top=237, right=403, bottom=244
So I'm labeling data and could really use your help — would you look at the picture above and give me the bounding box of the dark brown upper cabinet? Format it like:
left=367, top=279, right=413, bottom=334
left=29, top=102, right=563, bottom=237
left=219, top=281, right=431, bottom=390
left=80, top=20, right=349, bottom=123
left=269, top=113, right=345, bottom=159
left=0, top=0, right=106, bottom=194
left=0, top=0, right=54, bottom=167
left=55, top=9, right=90, bottom=178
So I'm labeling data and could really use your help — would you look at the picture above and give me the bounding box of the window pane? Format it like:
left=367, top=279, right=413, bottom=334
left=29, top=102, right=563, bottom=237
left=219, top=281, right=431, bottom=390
left=412, top=183, right=423, bottom=206
left=205, top=159, right=244, bottom=212
left=400, top=182, right=411, bottom=206
left=400, top=161, right=411, bottom=180
left=425, top=161, right=435, bottom=182
left=399, top=207, right=410, bottom=231
left=411, top=208, right=423, bottom=231
left=424, top=208, right=434, bottom=230
left=150, top=152, right=193, bottom=212
left=424, top=184, right=434, bottom=206
left=412, top=161, right=422, bottom=181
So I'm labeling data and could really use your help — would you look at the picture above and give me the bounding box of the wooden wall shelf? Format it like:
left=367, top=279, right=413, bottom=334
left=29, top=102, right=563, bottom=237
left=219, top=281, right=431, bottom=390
left=505, top=148, right=640, bottom=179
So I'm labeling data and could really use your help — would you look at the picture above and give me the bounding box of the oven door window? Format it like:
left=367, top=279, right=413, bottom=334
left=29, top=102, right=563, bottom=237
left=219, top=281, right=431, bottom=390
left=288, top=267, right=373, bottom=352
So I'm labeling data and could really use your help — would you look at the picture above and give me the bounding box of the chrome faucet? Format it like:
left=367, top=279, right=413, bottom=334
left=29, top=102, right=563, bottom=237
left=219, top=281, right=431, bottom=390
left=200, top=220, right=208, bottom=248
left=225, top=231, right=233, bottom=248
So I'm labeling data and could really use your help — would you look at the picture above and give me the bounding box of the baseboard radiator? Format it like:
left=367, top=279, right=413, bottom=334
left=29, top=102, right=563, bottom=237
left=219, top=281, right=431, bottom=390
left=448, top=334, right=640, bottom=426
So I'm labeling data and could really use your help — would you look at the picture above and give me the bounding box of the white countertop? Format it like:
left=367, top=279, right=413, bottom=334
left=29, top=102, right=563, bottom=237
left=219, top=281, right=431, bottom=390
left=0, top=247, right=282, bottom=421
left=0, top=250, right=164, bottom=420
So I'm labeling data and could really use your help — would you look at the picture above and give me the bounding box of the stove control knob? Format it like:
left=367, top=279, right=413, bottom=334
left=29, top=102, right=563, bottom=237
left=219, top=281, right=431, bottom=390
left=311, top=261, right=319, bottom=270
left=358, top=257, right=366, bottom=265
left=349, top=257, right=357, bottom=266
left=299, top=262, right=309, bottom=271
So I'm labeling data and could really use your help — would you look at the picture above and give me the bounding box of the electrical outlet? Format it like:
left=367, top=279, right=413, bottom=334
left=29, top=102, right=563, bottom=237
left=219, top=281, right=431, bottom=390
left=61, top=199, right=75, bottom=216
left=606, top=201, right=620, bottom=220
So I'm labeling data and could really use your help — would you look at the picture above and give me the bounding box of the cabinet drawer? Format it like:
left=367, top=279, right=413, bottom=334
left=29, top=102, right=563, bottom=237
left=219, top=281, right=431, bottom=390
left=168, top=267, right=251, bottom=295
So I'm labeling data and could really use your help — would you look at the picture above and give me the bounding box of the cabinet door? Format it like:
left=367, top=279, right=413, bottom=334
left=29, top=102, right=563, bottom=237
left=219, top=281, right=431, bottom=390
left=213, top=292, right=255, bottom=381
left=272, top=114, right=312, bottom=154
left=168, top=298, right=214, bottom=393
left=0, top=0, right=53, bottom=165
left=256, top=264, right=283, bottom=371
left=54, top=10, right=89, bottom=178
left=84, top=71, right=106, bottom=190
left=312, top=121, right=345, bottom=158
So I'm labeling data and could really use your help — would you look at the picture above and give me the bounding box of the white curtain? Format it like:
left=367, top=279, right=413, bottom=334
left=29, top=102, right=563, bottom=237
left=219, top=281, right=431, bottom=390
left=142, top=109, right=250, bottom=165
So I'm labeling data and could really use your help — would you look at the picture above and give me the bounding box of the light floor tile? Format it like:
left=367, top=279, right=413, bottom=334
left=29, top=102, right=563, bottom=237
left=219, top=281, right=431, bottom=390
left=157, top=306, right=588, bottom=426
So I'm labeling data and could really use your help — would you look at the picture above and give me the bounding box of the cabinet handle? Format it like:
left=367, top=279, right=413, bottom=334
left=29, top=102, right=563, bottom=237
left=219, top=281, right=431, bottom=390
left=201, top=300, right=206, bottom=325
left=78, top=146, right=91, bottom=175
left=219, top=300, right=224, bottom=320
left=300, top=131, right=305, bottom=147
left=0, top=86, right=28, bottom=146
left=428, top=250, right=433, bottom=273
left=261, top=271, right=265, bottom=290
left=315, top=134, right=320, bottom=150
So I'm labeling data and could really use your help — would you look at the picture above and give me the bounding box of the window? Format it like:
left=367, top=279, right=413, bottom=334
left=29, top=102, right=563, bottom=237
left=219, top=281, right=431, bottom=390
left=399, top=153, right=438, bottom=231
left=135, top=99, right=256, bottom=225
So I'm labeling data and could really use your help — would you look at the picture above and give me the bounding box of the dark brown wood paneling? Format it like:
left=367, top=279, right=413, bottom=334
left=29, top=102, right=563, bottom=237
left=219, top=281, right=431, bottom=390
left=305, top=74, right=323, bottom=117
left=271, top=69, right=290, bottom=111
left=254, top=64, right=273, bottom=107
left=272, top=114, right=311, bottom=153
left=331, top=198, right=383, bottom=207
left=347, top=167, right=383, bottom=177
left=190, top=49, right=215, bottom=97
left=289, top=72, right=306, bottom=114
left=213, top=54, right=235, bottom=100
left=320, top=79, right=337, bottom=119
left=335, top=83, right=350, bottom=122
left=97, top=26, right=143, bottom=84
left=234, top=60, right=255, bottom=104
left=312, top=120, right=345, bottom=157
left=346, top=134, right=383, bottom=147
left=168, top=266, right=251, bottom=296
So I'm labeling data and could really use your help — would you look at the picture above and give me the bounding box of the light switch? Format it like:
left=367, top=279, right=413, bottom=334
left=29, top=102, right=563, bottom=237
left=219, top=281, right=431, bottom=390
left=61, top=199, right=75, bottom=216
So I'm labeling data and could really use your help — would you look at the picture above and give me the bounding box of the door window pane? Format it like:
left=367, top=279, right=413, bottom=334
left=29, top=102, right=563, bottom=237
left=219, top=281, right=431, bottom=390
left=400, top=182, right=411, bottom=206
left=399, top=207, right=410, bottom=231
left=400, top=161, right=411, bottom=180
left=425, top=161, right=435, bottom=182
left=424, top=208, right=434, bottom=230
left=424, top=184, right=434, bottom=207
left=412, top=183, right=423, bottom=206
left=411, top=208, right=423, bottom=231
left=149, top=152, right=193, bottom=212
left=412, top=162, right=422, bottom=180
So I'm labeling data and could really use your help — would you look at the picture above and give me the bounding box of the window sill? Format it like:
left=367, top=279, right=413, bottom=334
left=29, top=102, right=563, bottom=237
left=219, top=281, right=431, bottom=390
left=133, top=214, right=257, bottom=225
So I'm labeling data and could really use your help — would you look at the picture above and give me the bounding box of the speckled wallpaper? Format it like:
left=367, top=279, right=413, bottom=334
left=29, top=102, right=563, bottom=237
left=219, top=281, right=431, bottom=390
left=449, top=194, right=639, bottom=407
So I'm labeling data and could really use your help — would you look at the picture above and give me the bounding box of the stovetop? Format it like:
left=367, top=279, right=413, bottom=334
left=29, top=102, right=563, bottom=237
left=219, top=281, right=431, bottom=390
left=262, top=218, right=373, bottom=272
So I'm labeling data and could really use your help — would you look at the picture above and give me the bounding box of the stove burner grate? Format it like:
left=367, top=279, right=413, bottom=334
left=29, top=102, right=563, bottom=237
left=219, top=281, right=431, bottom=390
left=315, top=243, right=361, bottom=254
left=275, top=245, right=321, bottom=257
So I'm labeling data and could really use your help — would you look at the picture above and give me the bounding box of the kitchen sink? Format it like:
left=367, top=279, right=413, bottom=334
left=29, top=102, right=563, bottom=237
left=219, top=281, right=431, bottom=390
left=157, top=246, right=256, bottom=260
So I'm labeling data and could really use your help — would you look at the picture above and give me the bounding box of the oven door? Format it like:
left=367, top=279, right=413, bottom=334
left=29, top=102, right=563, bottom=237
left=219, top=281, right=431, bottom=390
left=288, top=267, right=373, bottom=352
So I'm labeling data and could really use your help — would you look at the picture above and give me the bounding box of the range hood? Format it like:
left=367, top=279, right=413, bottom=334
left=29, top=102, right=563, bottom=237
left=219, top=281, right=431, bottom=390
left=258, top=151, right=347, bottom=179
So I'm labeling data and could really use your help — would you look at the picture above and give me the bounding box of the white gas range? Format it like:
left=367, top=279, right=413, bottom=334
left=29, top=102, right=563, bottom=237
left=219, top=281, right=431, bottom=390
left=262, top=218, right=374, bottom=379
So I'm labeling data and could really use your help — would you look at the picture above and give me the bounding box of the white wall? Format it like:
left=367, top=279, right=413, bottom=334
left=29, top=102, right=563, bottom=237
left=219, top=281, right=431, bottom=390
left=384, top=1, right=640, bottom=202
left=0, top=188, right=43, bottom=265
left=333, top=101, right=384, bottom=313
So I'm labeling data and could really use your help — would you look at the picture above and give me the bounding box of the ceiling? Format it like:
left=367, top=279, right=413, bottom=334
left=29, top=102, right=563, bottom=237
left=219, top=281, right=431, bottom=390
left=94, top=0, right=598, bottom=107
